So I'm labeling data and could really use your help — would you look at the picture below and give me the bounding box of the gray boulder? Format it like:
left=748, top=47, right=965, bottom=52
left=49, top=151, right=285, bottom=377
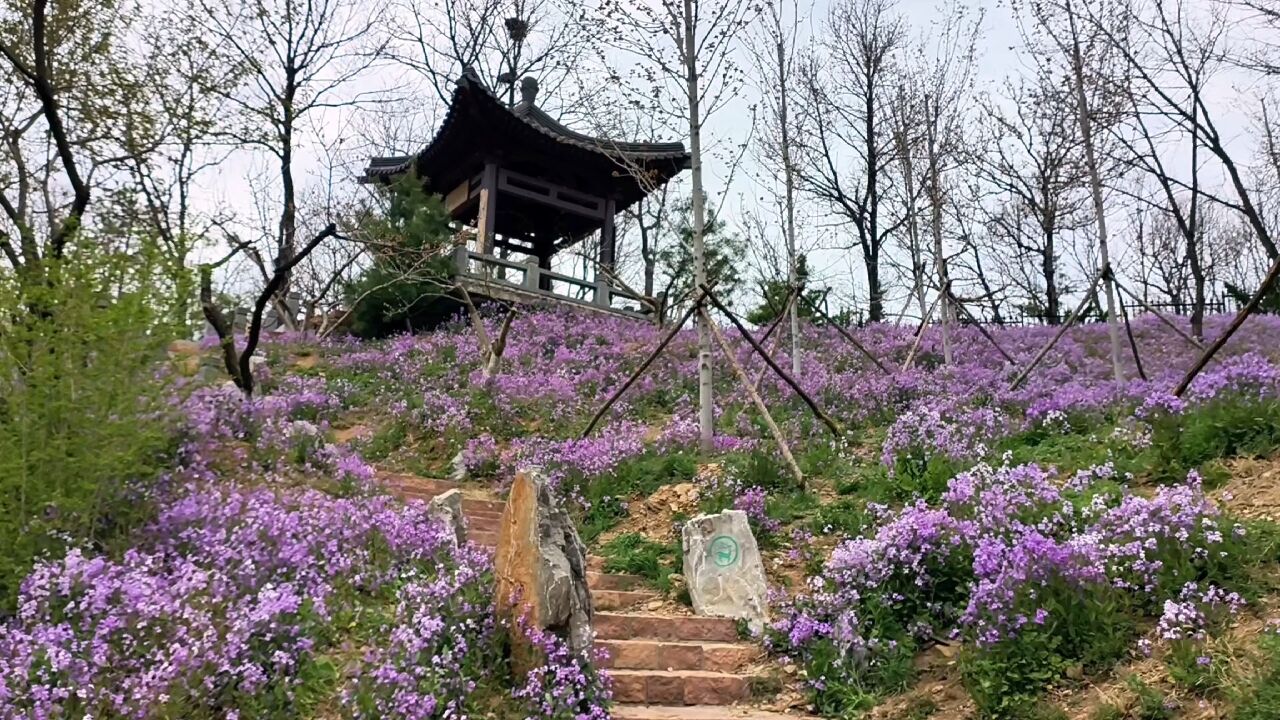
left=427, top=489, right=467, bottom=547
left=682, top=509, right=770, bottom=632
left=494, top=470, right=594, bottom=667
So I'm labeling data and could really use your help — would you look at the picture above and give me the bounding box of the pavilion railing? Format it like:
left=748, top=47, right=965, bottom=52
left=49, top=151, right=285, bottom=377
left=451, top=245, right=650, bottom=316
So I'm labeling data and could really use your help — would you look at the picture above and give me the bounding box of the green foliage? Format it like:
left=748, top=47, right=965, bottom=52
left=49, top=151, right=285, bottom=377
left=723, top=449, right=794, bottom=492
left=1225, top=281, right=1280, bottom=315
left=1165, top=639, right=1230, bottom=696
left=746, top=254, right=823, bottom=325
left=599, top=533, right=681, bottom=591
left=0, top=251, right=178, bottom=610
left=961, top=631, right=1065, bottom=719
left=1145, top=398, right=1280, bottom=483
left=887, top=454, right=965, bottom=502
left=344, top=175, right=457, bottom=338
left=578, top=451, right=698, bottom=543
left=961, top=585, right=1134, bottom=720
left=800, top=613, right=917, bottom=716
left=809, top=498, right=873, bottom=538
left=1235, top=632, right=1280, bottom=720
left=657, top=199, right=746, bottom=314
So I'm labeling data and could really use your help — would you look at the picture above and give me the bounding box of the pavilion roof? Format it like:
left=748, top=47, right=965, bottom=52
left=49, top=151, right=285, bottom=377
left=361, top=70, right=689, bottom=210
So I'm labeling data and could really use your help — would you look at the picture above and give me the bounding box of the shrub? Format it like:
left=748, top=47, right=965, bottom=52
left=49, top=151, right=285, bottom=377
left=0, top=254, right=177, bottom=611
left=767, top=460, right=1252, bottom=716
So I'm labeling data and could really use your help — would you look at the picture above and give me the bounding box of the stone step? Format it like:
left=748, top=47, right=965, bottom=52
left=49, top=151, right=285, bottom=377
left=465, top=515, right=501, bottom=530
left=609, top=669, right=760, bottom=705
left=599, top=639, right=761, bottom=672
left=592, top=589, right=661, bottom=611
left=612, top=706, right=817, bottom=720
left=462, top=499, right=505, bottom=515
left=588, top=571, right=647, bottom=591
left=595, top=613, right=740, bottom=643
left=468, top=530, right=499, bottom=547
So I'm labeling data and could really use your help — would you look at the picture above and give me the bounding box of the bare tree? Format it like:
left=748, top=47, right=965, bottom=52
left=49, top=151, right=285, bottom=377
left=744, top=0, right=806, bottom=374
left=900, top=0, right=983, bottom=363
left=195, top=0, right=383, bottom=313
left=0, top=0, right=141, bottom=284
left=973, top=71, right=1089, bottom=325
left=386, top=0, right=598, bottom=119
left=596, top=0, right=757, bottom=451
left=1022, top=0, right=1129, bottom=381
left=1086, top=0, right=1277, bottom=261
left=799, top=0, right=906, bottom=323
left=200, top=224, right=341, bottom=396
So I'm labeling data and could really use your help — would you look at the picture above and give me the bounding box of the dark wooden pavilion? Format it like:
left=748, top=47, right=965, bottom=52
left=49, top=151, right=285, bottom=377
left=362, top=70, right=690, bottom=317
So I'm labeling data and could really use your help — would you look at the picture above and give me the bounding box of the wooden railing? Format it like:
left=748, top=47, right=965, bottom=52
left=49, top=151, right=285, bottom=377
left=451, top=245, right=651, bottom=316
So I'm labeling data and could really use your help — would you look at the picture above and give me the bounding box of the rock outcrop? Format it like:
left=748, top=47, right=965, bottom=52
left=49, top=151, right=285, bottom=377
left=681, top=510, right=769, bottom=632
left=494, top=470, right=593, bottom=667
left=427, top=488, right=467, bottom=547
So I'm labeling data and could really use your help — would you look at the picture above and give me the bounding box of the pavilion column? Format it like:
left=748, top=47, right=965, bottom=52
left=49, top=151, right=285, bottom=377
left=599, top=197, right=617, bottom=273
left=476, top=161, right=499, bottom=255
left=538, top=243, right=553, bottom=292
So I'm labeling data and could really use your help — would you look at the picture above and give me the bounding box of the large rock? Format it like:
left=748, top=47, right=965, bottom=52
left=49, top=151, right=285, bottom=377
left=427, top=489, right=467, bottom=547
left=447, top=450, right=468, bottom=483
left=681, top=510, right=770, bottom=632
left=494, top=470, right=593, bottom=668
left=166, top=339, right=202, bottom=376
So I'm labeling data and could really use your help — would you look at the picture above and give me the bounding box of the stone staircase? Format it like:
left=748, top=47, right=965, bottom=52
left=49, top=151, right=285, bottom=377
left=384, top=472, right=814, bottom=720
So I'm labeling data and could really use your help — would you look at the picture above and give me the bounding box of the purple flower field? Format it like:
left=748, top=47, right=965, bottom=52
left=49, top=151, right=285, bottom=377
left=4, top=306, right=1280, bottom=718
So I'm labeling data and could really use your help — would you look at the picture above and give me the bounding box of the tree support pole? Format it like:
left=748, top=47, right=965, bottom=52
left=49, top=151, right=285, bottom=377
left=753, top=289, right=800, bottom=392
left=1108, top=268, right=1147, bottom=381
left=1174, top=253, right=1280, bottom=397
left=702, top=308, right=805, bottom=489
left=1109, top=274, right=1205, bottom=351
left=701, top=284, right=845, bottom=438
left=582, top=288, right=708, bottom=437
left=797, top=292, right=890, bottom=375
left=946, top=284, right=1015, bottom=365
left=903, top=292, right=942, bottom=370
left=1008, top=267, right=1106, bottom=391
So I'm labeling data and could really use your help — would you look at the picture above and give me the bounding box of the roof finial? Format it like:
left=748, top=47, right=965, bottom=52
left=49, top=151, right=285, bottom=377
left=520, top=76, right=538, bottom=106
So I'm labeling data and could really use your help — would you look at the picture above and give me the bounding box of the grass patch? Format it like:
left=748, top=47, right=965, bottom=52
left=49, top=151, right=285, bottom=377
left=598, top=533, right=681, bottom=592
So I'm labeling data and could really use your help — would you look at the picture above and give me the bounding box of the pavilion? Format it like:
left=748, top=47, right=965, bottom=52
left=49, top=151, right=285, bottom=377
left=361, top=70, right=690, bottom=317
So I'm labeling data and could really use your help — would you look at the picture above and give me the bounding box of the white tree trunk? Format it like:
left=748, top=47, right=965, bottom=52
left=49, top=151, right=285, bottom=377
left=925, top=95, right=952, bottom=365
left=778, top=38, right=801, bottom=377
left=1068, top=22, right=1124, bottom=383
left=684, top=0, right=714, bottom=452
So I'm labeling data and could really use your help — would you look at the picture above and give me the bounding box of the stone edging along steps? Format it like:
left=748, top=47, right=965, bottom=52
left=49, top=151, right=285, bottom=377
left=383, top=472, right=817, bottom=719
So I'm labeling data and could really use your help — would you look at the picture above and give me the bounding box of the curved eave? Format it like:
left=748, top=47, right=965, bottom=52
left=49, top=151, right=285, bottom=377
left=360, top=70, right=690, bottom=192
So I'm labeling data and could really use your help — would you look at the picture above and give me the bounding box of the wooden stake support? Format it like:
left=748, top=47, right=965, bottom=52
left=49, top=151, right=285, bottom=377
left=1110, top=268, right=1147, bottom=382
left=946, top=284, right=1015, bottom=364
left=1110, top=275, right=1205, bottom=351
left=702, top=308, right=805, bottom=489
left=581, top=288, right=709, bottom=437
left=701, top=284, right=845, bottom=438
left=1008, top=266, right=1107, bottom=391
left=1174, top=252, right=1280, bottom=397
left=903, top=292, right=942, bottom=371
left=797, top=292, right=890, bottom=375
left=752, top=289, right=799, bottom=392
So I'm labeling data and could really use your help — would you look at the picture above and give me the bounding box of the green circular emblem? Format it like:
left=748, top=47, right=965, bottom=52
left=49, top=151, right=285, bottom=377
left=709, top=535, right=740, bottom=568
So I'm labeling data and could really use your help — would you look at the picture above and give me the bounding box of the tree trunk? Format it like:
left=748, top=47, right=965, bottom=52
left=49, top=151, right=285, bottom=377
left=684, top=0, right=714, bottom=452
left=865, top=247, right=883, bottom=323
left=925, top=95, right=952, bottom=364
left=1043, top=232, right=1060, bottom=325
left=778, top=38, right=801, bottom=377
left=894, top=89, right=927, bottom=321
left=1067, top=17, right=1123, bottom=382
